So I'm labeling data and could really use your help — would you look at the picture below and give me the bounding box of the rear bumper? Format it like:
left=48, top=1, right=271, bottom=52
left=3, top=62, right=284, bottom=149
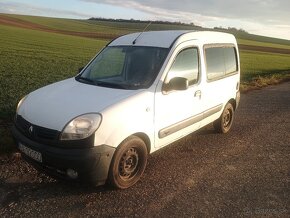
left=12, top=125, right=115, bottom=186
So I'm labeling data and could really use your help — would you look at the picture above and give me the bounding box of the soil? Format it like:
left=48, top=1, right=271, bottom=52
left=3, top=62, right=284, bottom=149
left=239, top=44, right=290, bottom=54
left=0, top=14, right=118, bottom=40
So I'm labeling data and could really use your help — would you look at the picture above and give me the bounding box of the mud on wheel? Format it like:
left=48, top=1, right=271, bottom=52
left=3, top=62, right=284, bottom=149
left=108, top=136, right=148, bottom=189
left=214, top=102, right=235, bottom=134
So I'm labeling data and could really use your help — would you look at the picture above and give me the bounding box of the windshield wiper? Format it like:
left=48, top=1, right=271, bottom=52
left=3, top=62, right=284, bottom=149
left=75, top=76, right=95, bottom=84
left=95, top=80, right=128, bottom=89
left=76, top=77, right=134, bottom=89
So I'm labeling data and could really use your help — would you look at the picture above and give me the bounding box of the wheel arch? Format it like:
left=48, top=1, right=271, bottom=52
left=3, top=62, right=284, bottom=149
left=228, top=98, right=237, bottom=110
left=132, top=132, right=151, bottom=154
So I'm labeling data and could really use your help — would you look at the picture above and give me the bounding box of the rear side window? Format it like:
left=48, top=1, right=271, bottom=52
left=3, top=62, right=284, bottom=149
left=205, top=46, right=238, bottom=80
left=168, top=48, right=199, bottom=85
left=224, top=47, right=238, bottom=75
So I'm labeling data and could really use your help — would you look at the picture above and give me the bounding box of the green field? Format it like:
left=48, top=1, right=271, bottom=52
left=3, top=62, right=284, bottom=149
left=0, top=24, right=107, bottom=117
left=5, top=14, right=138, bottom=35
left=1, top=15, right=290, bottom=118
left=237, top=39, right=290, bottom=50
left=240, top=51, right=290, bottom=80
left=1, top=14, right=290, bottom=152
left=5, top=14, right=290, bottom=47
left=5, top=13, right=201, bottom=36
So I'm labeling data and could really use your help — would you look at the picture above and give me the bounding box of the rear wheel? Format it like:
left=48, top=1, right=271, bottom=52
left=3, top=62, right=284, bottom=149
left=108, top=136, right=148, bottom=189
left=214, top=103, right=234, bottom=133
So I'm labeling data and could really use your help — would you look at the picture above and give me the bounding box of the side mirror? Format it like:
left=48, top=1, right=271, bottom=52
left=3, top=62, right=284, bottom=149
left=168, top=77, right=189, bottom=91
left=78, top=67, right=84, bottom=73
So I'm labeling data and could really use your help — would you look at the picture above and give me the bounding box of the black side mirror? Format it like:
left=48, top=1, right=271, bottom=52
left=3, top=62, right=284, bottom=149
left=78, top=67, right=84, bottom=73
left=168, top=77, right=189, bottom=91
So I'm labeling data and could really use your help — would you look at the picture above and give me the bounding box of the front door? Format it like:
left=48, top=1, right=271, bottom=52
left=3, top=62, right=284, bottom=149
left=154, top=43, right=203, bottom=148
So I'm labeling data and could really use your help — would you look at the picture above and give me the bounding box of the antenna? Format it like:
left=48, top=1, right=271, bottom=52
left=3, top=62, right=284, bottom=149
left=132, top=21, right=152, bottom=45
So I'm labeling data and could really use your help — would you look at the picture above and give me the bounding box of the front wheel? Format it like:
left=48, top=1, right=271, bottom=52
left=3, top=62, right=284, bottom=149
left=214, top=103, right=234, bottom=134
left=108, top=136, right=148, bottom=189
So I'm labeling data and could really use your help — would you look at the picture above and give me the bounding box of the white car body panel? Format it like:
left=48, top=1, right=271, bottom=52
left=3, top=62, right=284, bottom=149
left=94, top=91, right=155, bottom=149
left=109, top=30, right=189, bottom=48
left=18, top=78, right=140, bottom=131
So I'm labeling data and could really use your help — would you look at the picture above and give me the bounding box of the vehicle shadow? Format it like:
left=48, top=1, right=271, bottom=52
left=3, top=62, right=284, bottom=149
left=195, top=124, right=217, bottom=135
left=0, top=170, right=112, bottom=208
left=0, top=124, right=226, bottom=209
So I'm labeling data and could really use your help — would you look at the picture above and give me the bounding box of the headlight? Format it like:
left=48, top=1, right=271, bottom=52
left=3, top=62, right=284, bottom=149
left=16, top=95, right=27, bottom=114
left=60, top=113, right=102, bottom=140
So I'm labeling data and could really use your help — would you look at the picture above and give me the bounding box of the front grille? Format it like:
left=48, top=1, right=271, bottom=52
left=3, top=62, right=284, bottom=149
left=35, top=126, right=59, bottom=140
left=16, top=115, right=60, bottom=141
left=15, top=115, right=94, bottom=148
left=16, top=114, right=30, bottom=134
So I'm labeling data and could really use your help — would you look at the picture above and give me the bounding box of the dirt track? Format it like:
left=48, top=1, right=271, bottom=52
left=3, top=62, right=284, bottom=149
left=0, top=82, right=289, bottom=217
left=238, top=44, right=290, bottom=54
left=1, top=14, right=290, bottom=55
left=0, top=14, right=118, bottom=40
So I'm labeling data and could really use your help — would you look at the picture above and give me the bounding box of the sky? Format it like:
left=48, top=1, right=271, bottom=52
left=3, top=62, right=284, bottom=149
left=1, top=0, right=290, bottom=40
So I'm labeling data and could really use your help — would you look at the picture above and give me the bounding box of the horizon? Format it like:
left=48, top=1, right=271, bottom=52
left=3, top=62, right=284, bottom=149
left=1, top=0, right=290, bottom=41
left=3, top=12, right=290, bottom=42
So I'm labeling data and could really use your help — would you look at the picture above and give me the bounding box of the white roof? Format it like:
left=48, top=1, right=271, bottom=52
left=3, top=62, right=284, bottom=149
left=108, top=30, right=236, bottom=48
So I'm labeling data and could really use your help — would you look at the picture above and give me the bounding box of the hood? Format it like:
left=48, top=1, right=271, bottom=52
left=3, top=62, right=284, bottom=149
left=19, top=78, right=140, bottom=131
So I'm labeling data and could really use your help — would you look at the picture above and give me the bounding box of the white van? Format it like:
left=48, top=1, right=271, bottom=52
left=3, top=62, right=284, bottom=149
left=12, top=31, right=240, bottom=189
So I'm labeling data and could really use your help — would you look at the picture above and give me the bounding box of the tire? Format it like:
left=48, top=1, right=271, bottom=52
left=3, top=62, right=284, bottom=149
left=214, top=103, right=234, bottom=134
left=108, top=136, right=148, bottom=189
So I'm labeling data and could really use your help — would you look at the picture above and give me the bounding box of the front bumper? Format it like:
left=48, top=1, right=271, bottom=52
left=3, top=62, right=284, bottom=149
left=12, top=125, right=115, bottom=186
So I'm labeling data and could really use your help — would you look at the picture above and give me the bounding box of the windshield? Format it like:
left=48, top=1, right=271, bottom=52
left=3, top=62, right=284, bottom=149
left=76, top=46, right=169, bottom=89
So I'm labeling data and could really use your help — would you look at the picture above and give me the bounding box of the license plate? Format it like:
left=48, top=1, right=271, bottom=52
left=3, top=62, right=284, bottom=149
left=19, top=143, right=42, bottom=163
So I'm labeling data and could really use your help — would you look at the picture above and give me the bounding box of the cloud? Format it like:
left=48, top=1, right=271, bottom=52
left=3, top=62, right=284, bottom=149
left=0, top=0, right=289, bottom=40
left=81, top=0, right=290, bottom=25
left=80, top=0, right=290, bottom=39
left=0, top=2, right=93, bottom=19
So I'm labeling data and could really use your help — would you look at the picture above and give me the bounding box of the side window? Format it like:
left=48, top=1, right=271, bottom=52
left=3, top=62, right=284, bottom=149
left=205, top=47, right=225, bottom=80
left=224, top=47, right=238, bottom=75
left=205, top=46, right=238, bottom=80
left=168, top=48, right=199, bottom=85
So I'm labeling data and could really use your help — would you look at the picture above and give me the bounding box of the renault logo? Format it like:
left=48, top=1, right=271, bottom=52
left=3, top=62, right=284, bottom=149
left=29, top=126, right=33, bottom=134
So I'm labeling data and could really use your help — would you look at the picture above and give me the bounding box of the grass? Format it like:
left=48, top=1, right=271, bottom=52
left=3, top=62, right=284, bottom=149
left=237, top=39, right=290, bottom=49
left=240, top=51, right=290, bottom=81
left=5, top=13, right=202, bottom=32
left=5, top=14, right=290, bottom=47
left=0, top=127, right=15, bottom=154
left=239, top=50, right=290, bottom=91
left=240, top=73, right=290, bottom=92
left=5, top=14, right=136, bottom=35
left=0, top=24, right=107, bottom=154
left=7, top=13, right=290, bottom=46
left=230, top=31, right=290, bottom=46
left=1, top=20, right=290, bottom=119
left=0, top=24, right=107, bottom=117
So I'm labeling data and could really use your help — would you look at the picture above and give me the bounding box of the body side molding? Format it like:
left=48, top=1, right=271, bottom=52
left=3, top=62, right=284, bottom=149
left=158, top=104, right=223, bottom=138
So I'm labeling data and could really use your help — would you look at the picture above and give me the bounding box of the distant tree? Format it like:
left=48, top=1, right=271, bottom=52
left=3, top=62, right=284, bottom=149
left=238, top=28, right=248, bottom=33
left=88, top=17, right=200, bottom=27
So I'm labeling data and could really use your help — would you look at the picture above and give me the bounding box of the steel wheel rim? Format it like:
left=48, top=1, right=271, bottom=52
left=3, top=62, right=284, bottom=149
left=223, top=109, right=232, bottom=128
left=119, top=147, right=139, bottom=180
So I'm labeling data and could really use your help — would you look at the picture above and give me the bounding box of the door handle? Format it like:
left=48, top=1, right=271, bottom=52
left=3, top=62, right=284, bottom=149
left=194, top=90, right=201, bottom=98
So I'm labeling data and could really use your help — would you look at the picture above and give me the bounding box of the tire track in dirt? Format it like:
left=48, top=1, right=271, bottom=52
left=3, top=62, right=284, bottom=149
left=1, top=14, right=290, bottom=55
left=0, top=14, right=119, bottom=40
left=239, top=44, right=290, bottom=54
